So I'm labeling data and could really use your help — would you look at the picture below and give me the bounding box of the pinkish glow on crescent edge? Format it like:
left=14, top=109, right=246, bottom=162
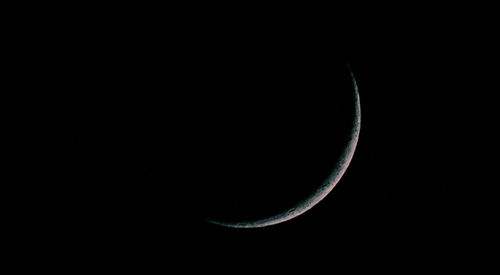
left=205, top=68, right=361, bottom=228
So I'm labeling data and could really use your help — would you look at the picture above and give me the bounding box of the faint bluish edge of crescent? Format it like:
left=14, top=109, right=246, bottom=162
left=205, top=68, right=361, bottom=228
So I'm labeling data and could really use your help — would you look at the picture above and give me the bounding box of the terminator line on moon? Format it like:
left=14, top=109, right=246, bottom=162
left=205, top=67, right=361, bottom=228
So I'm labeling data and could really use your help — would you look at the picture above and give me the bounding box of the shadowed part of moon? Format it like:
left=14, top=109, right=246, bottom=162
left=204, top=68, right=361, bottom=228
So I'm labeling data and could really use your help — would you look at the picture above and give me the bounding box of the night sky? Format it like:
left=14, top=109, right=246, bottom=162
left=15, top=2, right=487, bottom=272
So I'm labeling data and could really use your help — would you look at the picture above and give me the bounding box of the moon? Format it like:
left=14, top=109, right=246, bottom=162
left=204, top=66, right=361, bottom=228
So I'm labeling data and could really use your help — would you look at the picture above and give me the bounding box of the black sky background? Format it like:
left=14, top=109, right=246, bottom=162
left=14, top=2, right=489, bottom=272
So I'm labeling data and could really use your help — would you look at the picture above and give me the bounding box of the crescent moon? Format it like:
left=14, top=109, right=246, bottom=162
left=205, top=66, right=361, bottom=228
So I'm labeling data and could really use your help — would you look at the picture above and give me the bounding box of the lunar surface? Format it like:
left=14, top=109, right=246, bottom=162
left=204, top=67, right=361, bottom=228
